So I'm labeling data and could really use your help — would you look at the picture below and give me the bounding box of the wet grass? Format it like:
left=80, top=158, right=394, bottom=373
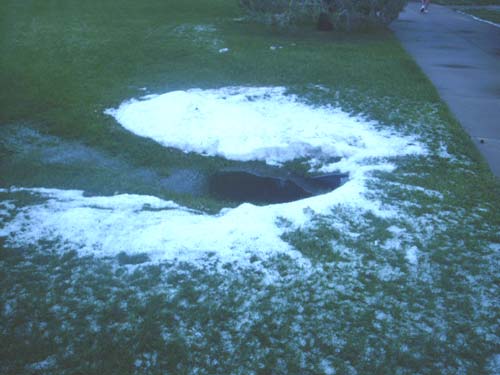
left=0, top=0, right=439, bottom=206
left=1, top=0, right=500, bottom=374
left=463, top=8, right=500, bottom=23
left=434, top=0, right=500, bottom=5
left=2, top=242, right=498, bottom=375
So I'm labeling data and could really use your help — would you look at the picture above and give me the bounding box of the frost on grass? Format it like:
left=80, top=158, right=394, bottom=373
left=171, top=23, right=224, bottom=52
left=1, top=244, right=498, bottom=374
left=1, top=87, right=499, bottom=375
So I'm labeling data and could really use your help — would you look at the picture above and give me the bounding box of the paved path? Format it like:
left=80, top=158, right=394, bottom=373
left=391, top=1, right=500, bottom=176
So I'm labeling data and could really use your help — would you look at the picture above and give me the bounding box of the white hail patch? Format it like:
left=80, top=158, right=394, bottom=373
left=105, top=87, right=423, bottom=173
left=171, top=23, right=223, bottom=51
left=1, top=87, right=426, bottom=264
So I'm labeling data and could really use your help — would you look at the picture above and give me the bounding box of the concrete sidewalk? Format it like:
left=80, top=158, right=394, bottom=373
left=391, top=1, right=500, bottom=176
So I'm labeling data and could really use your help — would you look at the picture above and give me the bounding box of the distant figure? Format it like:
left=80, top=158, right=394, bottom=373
left=420, top=0, right=430, bottom=13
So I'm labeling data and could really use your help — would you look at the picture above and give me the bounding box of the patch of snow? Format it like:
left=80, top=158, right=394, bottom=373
left=387, top=225, right=405, bottom=235
left=172, top=24, right=222, bottom=51
left=489, top=243, right=500, bottom=251
left=0, top=200, right=15, bottom=213
left=405, top=246, right=419, bottom=266
left=377, top=264, right=403, bottom=281
left=105, top=87, right=424, bottom=171
left=26, top=356, right=57, bottom=371
left=1, top=87, right=427, bottom=265
left=193, top=24, right=216, bottom=33
left=486, top=354, right=500, bottom=375
left=3, top=300, right=14, bottom=317
left=386, top=181, right=444, bottom=200
left=375, top=311, right=389, bottom=321
left=173, top=24, right=216, bottom=35
left=383, top=237, right=402, bottom=251
left=312, top=84, right=330, bottom=92
left=437, top=141, right=454, bottom=159
left=0, top=180, right=403, bottom=265
left=320, top=359, right=336, bottom=375
left=0, top=187, right=299, bottom=264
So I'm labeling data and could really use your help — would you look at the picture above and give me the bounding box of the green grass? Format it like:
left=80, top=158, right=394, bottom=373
left=463, top=8, right=500, bottom=22
left=1, top=0, right=499, bottom=374
left=2, top=242, right=497, bottom=375
left=0, top=0, right=443, bottom=209
left=434, top=0, right=500, bottom=5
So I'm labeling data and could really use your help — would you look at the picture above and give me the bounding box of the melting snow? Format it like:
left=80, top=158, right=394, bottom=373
left=1, top=87, right=427, bottom=263
left=405, top=246, right=419, bottom=266
left=105, top=87, right=423, bottom=172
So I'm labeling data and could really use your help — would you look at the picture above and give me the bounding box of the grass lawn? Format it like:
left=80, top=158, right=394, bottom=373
left=434, top=0, right=500, bottom=5
left=462, top=8, right=500, bottom=23
left=0, top=0, right=443, bottom=210
left=1, top=1, right=499, bottom=374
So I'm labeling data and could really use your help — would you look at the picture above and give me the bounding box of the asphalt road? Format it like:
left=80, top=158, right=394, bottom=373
left=391, top=1, right=500, bottom=176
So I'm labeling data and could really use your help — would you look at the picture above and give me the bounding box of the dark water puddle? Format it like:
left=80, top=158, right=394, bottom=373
left=209, top=169, right=348, bottom=205
left=209, top=171, right=311, bottom=204
left=1, top=124, right=348, bottom=207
